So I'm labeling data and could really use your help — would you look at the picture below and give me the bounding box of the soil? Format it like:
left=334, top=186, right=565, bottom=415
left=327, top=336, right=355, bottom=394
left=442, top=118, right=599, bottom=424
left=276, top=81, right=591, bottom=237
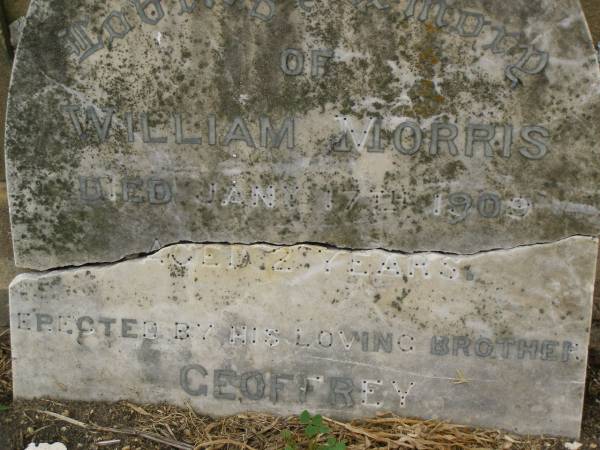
left=582, top=0, right=600, bottom=44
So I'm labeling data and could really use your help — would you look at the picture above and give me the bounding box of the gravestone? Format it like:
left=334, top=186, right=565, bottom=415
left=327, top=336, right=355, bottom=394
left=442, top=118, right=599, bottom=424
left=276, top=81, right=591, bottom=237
left=9, top=237, right=598, bottom=437
left=5, top=0, right=600, bottom=440
left=4, top=0, right=600, bottom=270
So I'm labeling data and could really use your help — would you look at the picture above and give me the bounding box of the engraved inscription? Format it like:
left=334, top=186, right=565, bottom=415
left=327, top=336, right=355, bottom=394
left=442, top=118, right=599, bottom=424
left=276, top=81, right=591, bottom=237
left=60, top=0, right=550, bottom=86
left=63, top=107, right=550, bottom=162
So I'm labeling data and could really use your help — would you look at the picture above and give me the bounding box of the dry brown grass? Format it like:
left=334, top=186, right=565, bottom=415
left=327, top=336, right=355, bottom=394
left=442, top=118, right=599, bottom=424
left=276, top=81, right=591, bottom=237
left=123, top=404, right=560, bottom=450
left=0, top=327, right=11, bottom=399
left=25, top=401, right=563, bottom=450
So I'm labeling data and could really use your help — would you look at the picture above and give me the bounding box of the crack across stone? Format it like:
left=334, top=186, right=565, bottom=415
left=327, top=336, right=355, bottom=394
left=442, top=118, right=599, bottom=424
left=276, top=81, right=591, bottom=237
left=15, top=234, right=599, bottom=276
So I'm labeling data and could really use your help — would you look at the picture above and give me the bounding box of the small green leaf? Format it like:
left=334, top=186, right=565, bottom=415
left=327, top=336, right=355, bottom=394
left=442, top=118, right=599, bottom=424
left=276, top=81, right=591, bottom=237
left=0, top=404, right=9, bottom=412
left=299, top=410, right=311, bottom=425
left=305, top=423, right=319, bottom=438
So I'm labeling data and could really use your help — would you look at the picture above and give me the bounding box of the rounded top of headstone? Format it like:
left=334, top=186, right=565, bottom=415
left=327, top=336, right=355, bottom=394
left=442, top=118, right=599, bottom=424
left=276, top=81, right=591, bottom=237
left=5, top=0, right=600, bottom=270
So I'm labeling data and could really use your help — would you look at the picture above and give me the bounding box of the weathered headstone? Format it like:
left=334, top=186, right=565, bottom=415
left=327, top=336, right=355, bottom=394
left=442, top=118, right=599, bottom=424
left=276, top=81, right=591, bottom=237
left=9, top=237, right=597, bottom=437
left=0, top=3, right=18, bottom=328
left=5, top=0, right=600, bottom=440
left=5, top=0, right=600, bottom=270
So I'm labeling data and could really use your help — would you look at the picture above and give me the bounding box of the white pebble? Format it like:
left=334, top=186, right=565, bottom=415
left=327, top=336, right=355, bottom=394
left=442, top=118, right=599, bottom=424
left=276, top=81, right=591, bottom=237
left=25, top=444, right=68, bottom=450
left=564, top=442, right=583, bottom=450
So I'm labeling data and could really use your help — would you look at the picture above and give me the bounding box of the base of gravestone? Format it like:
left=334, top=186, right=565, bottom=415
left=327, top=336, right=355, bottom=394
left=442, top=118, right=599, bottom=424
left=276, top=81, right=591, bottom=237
left=8, top=237, right=598, bottom=438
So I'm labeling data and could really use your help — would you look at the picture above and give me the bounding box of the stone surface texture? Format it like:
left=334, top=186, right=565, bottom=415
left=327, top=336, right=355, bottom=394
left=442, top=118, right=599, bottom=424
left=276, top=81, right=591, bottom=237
left=9, top=17, right=26, bottom=48
left=0, top=3, right=10, bottom=182
left=5, top=0, right=600, bottom=270
left=9, top=237, right=598, bottom=438
left=0, top=4, right=17, bottom=327
left=0, top=182, right=19, bottom=327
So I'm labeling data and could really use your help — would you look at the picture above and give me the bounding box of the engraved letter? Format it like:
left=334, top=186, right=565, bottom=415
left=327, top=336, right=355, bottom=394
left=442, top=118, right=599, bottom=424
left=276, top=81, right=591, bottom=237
left=229, top=325, right=248, bottom=344
left=140, top=113, right=168, bottom=143
left=179, top=0, right=197, bottom=14
left=123, top=179, right=145, bottom=203
left=477, top=193, right=501, bottom=219
left=329, top=377, right=354, bottom=408
left=260, top=116, right=295, bottom=149
left=517, top=340, right=539, bottom=360
left=430, top=336, right=449, bottom=355
left=126, top=112, right=135, bottom=142
left=452, top=336, right=471, bottom=356
left=133, top=0, right=165, bottom=26
left=80, top=177, right=104, bottom=202
left=405, top=0, right=450, bottom=28
left=502, top=124, right=513, bottom=158
left=250, top=0, right=275, bottom=22
left=474, top=338, right=494, bottom=357
left=373, top=332, right=393, bottom=353
left=496, top=339, right=516, bottom=359
left=319, top=331, right=333, bottom=348
left=505, top=45, right=549, bottom=88
left=62, top=105, right=86, bottom=140
left=208, top=115, right=217, bottom=145
left=98, top=318, right=116, bottom=337
left=87, top=107, right=115, bottom=142
left=298, top=375, right=324, bottom=403
left=465, top=123, right=495, bottom=158
left=103, top=11, right=132, bottom=45
left=271, top=374, right=294, bottom=403
left=311, top=49, right=334, bottom=77
left=482, top=25, right=522, bottom=54
left=214, top=369, right=237, bottom=400
left=175, top=323, right=191, bottom=340
left=334, top=117, right=380, bottom=153
left=148, top=180, right=173, bottom=204
left=59, top=19, right=103, bottom=63
left=562, top=341, right=575, bottom=363
left=455, top=10, right=488, bottom=37
left=281, top=49, right=304, bottom=76
left=361, top=379, right=383, bottom=408
left=252, top=185, right=275, bottom=208
left=224, top=117, right=255, bottom=147
left=240, top=371, right=266, bottom=400
left=122, top=319, right=139, bottom=338
left=540, top=340, right=560, bottom=361
left=76, top=316, right=95, bottom=335
left=367, top=119, right=384, bottom=153
left=180, top=364, right=208, bottom=396
left=430, top=122, right=458, bottom=156
left=174, top=113, right=202, bottom=144
left=36, top=314, right=53, bottom=332
left=393, top=122, right=422, bottom=155
left=391, top=380, right=416, bottom=408
left=519, top=126, right=549, bottom=160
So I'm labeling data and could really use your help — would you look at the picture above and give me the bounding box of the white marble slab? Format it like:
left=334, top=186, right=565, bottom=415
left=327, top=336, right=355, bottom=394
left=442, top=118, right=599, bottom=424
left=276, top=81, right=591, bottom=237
left=10, top=237, right=598, bottom=437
